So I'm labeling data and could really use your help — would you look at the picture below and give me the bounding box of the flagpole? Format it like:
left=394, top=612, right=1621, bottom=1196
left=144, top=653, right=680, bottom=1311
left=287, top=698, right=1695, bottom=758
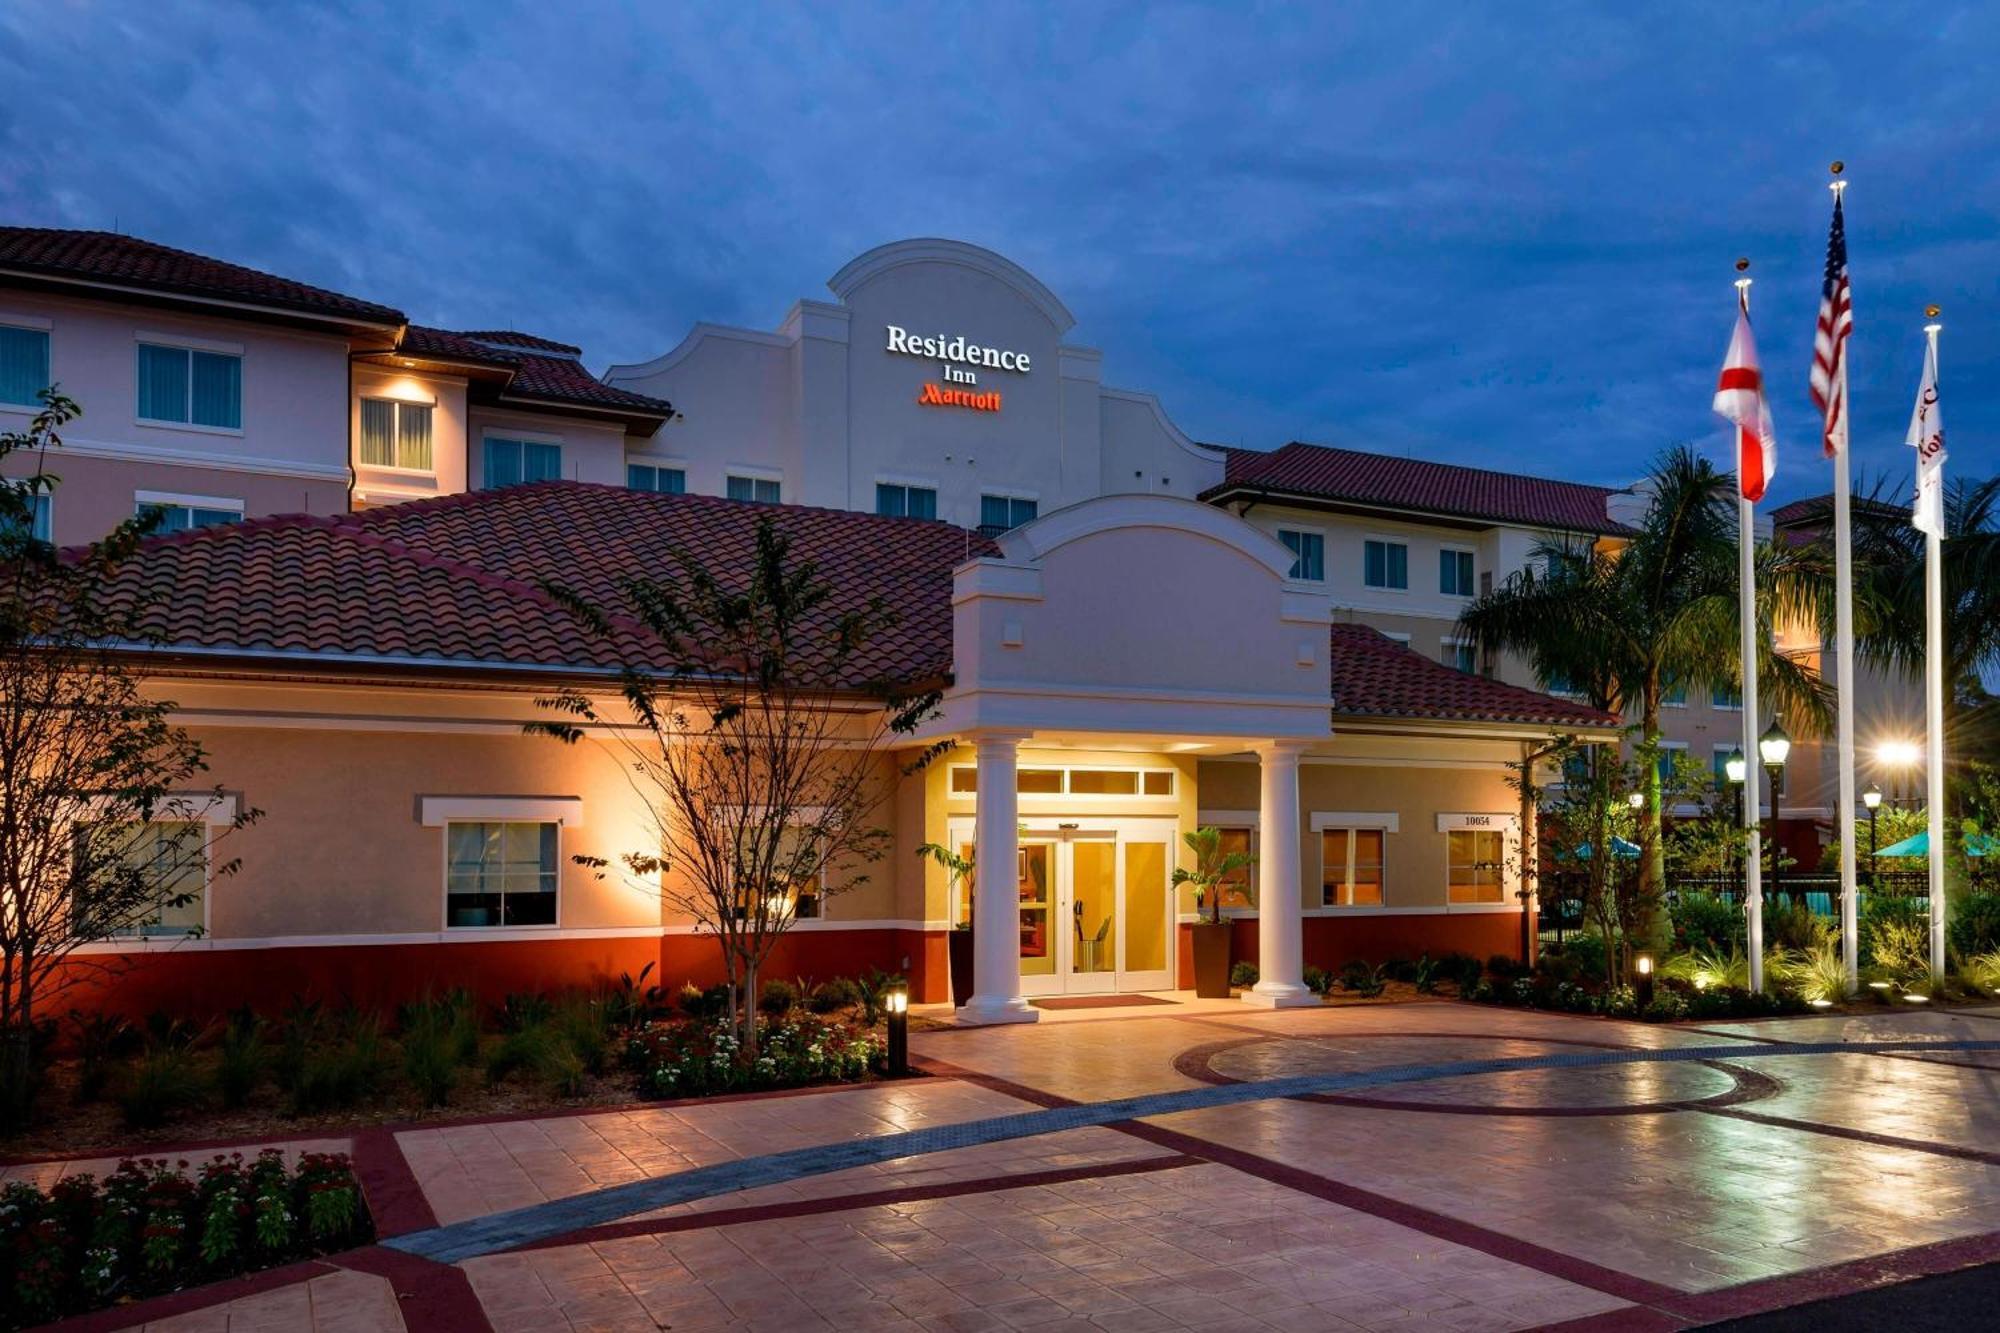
left=1736, top=262, right=1765, bottom=992
left=1830, top=171, right=1860, bottom=995
left=1924, top=312, right=1947, bottom=978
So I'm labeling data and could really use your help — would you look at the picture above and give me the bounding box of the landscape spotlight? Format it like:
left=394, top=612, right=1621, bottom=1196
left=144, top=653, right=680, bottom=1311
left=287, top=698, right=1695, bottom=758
left=885, top=979, right=909, bottom=1076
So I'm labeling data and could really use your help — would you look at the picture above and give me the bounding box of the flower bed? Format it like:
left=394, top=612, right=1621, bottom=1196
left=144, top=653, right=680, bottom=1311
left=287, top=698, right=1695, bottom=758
left=0, top=1149, right=371, bottom=1329
left=1469, top=973, right=1808, bottom=1022
left=623, top=1014, right=884, bottom=1099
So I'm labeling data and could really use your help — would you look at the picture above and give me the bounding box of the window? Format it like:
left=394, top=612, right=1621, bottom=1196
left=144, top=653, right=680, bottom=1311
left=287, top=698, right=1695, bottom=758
left=777, top=826, right=827, bottom=920
left=1363, top=539, right=1408, bottom=590
left=1216, top=828, right=1254, bottom=900
left=1447, top=829, right=1506, bottom=904
left=628, top=463, right=686, bottom=494
left=979, top=494, right=1037, bottom=533
left=359, top=398, right=433, bottom=471
left=483, top=437, right=561, bottom=489
left=1441, top=639, right=1477, bottom=674
left=1322, top=828, right=1385, bottom=906
left=727, top=474, right=781, bottom=504
left=1657, top=742, right=1689, bottom=784
left=1440, top=549, right=1475, bottom=597
left=1662, top=676, right=1689, bottom=708
left=136, top=496, right=241, bottom=532
left=1546, top=669, right=1583, bottom=699
left=1278, top=529, right=1324, bottom=581
left=0, top=325, right=50, bottom=406
left=1711, top=682, right=1743, bottom=710
left=2, top=484, right=49, bottom=544
left=137, top=343, right=241, bottom=429
left=90, top=821, right=206, bottom=937
left=446, top=821, right=558, bottom=926
left=947, top=764, right=1173, bottom=796
left=875, top=483, right=937, bottom=519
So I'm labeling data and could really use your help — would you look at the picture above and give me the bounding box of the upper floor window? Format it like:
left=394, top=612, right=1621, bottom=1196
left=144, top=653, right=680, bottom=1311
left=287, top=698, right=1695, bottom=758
left=876, top=483, right=937, bottom=520
left=1711, top=682, right=1743, bottom=710
left=0, top=325, right=51, bottom=407
left=979, top=494, right=1037, bottom=534
left=359, top=398, right=433, bottom=472
left=1441, top=639, right=1477, bottom=674
left=1278, top=529, right=1324, bottom=582
left=1440, top=549, right=1475, bottom=597
left=483, top=437, right=561, bottom=489
left=446, top=820, right=558, bottom=927
left=727, top=474, right=781, bottom=504
left=1363, top=539, right=1408, bottom=590
left=628, top=463, right=685, bottom=494
left=137, top=493, right=241, bottom=533
left=137, top=342, right=241, bottom=430
left=1662, top=676, right=1689, bottom=707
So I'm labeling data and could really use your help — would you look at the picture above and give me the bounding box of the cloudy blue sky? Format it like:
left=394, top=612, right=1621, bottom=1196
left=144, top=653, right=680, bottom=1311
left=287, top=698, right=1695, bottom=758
left=2, top=2, right=1995, bottom=502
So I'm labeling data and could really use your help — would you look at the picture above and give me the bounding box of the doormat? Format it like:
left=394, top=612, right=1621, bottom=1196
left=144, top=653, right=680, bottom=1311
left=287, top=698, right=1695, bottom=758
left=1030, top=994, right=1179, bottom=1010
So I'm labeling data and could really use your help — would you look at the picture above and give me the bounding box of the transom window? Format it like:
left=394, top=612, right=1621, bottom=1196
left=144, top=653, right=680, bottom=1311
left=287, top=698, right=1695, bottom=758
left=979, top=494, right=1037, bottom=533
left=1440, top=549, right=1475, bottom=597
left=727, top=474, right=781, bottom=503
left=1363, top=539, right=1408, bottom=590
left=628, top=463, right=686, bottom=494
left=1447, top=829, right=1506, bottom=904
left=876, top=482, right=938, bottom=520
left=138, top=342, right=241, bottom=429
left=948, top=765, right=1173, bottom=797
left=483, top=437, right=561, bottom=489
left=1278, top=529, right=1324, bottom=581
left=89, top=820, right=206, bottom=937
left=446, top=821, right=558, bottom=927
left=1321, top=828, right=1385, bottom=906
left=359, top=398, right=434, bottom=471
left=0, top=325, right=51, bottom=406
left=137, top=495, right=241, bottom=533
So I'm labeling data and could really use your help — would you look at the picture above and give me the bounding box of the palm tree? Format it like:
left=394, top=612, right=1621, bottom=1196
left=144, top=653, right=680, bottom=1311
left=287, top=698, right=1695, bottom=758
left=1458, top=445, right=1829, bottom=949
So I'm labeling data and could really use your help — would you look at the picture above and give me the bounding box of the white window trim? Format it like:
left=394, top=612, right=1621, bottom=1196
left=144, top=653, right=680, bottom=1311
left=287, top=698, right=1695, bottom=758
left=137, top=329, right=244, bottom=357
left=628, top=452, right=691, bottom=471
left=725, top=462, right=784, bottom=483
left=1441, top=812, right=1516, bottom=909
left=1439, top=635, right=1477, bottom=670
left=135, top=490, right=244, bottom=517
left=358, top=396, right=437, bottom=477
left=1439, top=543, right=1477, bottom=599
left=977, top=484, right=1040, bottom=503
left=441, top=818, right=564, bottom=931
left=1711, top=691, right=1744, bottom=712
left=0, top=317, right=52, bottom=411
left=1361, top=533, right=1412, bottom=593
left=873, top=471, right=941, bottom=492
left=98, top=794, right=236, bottom=940
left=134, top=335, right=245, bottom=437
left=1380, top=631, right=1412, bottom=646
left=1274, top=524, right=1328, bottom=583
left=1310, top=811, right=1400, bottom=833
left=482, top=426, right=565, bottom=447
left=421, top=796, right=583, bottom=827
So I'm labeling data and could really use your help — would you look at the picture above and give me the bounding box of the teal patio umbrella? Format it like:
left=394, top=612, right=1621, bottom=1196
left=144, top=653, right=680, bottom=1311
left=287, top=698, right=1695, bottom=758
left=1876, top=830, right=1996, bottom=858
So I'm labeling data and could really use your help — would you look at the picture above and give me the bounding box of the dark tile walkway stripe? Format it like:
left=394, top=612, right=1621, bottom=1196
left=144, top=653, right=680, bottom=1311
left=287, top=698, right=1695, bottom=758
left=1700, top=1105, right=2000, bottom=1167
left=352, top=1125, right=439, bottom=1237
left=511, top=1153, right=1202, bottom=1252
left=383, top=1036, right=2000, bottom=1265
left=336, top=1244, right=492, bottom=1333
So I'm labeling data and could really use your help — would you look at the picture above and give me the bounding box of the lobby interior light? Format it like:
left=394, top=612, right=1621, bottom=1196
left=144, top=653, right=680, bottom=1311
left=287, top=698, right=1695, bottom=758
left=1758, top=719, right=1791, bottom=770
left=1863, top=784, right=1883, bottom=811
left=1724, top=749, right=1747, bottom=784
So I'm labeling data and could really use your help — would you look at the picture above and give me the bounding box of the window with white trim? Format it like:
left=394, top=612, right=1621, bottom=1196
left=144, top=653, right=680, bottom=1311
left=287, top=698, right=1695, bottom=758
left=979, top=494, right=1037, bottom=532
left=137, top=342, right=241, bottom=429
left=136, top=495, right=241, bottom=533
left=1662, top=675, right=1689, bottom=707
left=727, top=474, right=781, bottom=503
left=1656, top=741, right=1689, bottom=783
left=1278, top=529, right=1324, bottom=581
left=483, top=436, right=561, bottom=488
left=0, top=324, right=51, bottom=406
left=446, top=821, right=558, bottom=926
left=1447, top=829, right=1506, bottom=904
left=1321, top=828, right=1385, bottom=906
left=359, top=397, right=434, bottom=471
left=1440, top=548, right=1475, bottom=597
left=628, top=463, right=686, bottom=494
left=86, top=820, right=207, bottom=938
left=1363, top=539, right=1408, bottom=590
left=3, top=483, right=49, bottom=544
left=1440, top=639, right=1477, bottom=674
left=875, top=482, right=937, bottom=519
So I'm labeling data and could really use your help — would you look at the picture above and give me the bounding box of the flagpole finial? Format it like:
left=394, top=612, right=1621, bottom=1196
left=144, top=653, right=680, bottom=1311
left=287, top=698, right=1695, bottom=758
left=1830, top=160, right=1848, bottom=195
left=1925, top=304, right=1942, bottom=337
left=1830, top=161, right=1844, bottom=175
left=1733, top=258, right=1752, bottom=307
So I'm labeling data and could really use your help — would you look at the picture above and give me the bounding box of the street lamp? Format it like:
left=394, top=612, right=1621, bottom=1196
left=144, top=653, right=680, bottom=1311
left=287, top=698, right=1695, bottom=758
left=1760, top=720, right=1791, bottom=906
left=1724, top=749, right=1746, bottom=902
left=1863, top=783, right=1883, bottom=890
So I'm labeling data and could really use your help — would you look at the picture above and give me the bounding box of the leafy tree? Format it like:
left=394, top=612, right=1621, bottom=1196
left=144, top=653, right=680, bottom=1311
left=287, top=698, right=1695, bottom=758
left=529, top=519, right=940, bottom=1057
left=0, top=390, right=255, bottom=1127
left=1459, top=445, right=1828, bottom=949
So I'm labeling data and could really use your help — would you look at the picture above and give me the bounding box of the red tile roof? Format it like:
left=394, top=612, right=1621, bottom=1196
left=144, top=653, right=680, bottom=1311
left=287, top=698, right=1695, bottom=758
left=1205, top=442, right=1631, bottom=535
left=1328, top=624, right=1616, bottom=729
left=1768, top=492, right=1904, bottom=528
left=0, top=227, right=405, bottom=326
left=394, top=325, right=673, bottom=418
left=457, top=330, right=584, bottom=356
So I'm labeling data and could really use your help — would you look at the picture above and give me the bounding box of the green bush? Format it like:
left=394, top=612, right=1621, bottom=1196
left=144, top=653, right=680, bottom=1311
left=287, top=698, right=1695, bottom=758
left=398, top=995, right=479, bottom=1108
left=759, top=978, right=800, bottom=1016
left=215, top=1010, right=266, bottom=1109
left=550, top=994, right=613, bottom=1077
left=1535, top=952, right=1581, bottom=986
left=67, top=1010, right=135, bottom=1105
left=1869, top=918, right=1931, bottom=984
left=1763, top=897, right=1830, bottom=952
left=287, top=1014, right=384, bottom=1116
left=1338, top=960, right=1386, bottom=997
left=1551, top=933, right=1609, bottom=982
left=1669, top=892, right=1743, bottom=955
left=1229, top=961, right=1259, bottom=988
left=1641, top=989, right=1690, bottom=1022
left=1438, top=952, right=1484, bottom=995
left=1486, top=953, right=1526, bottom=981
left=807, top=977, right=862, bottom=1014
left=1302, top=965, right=1333, bottom=996
left=272, top=996, right=328, bottom=1094
left=1411, top=954, right=1442, bottom=994
left=117, top=1044, right=207, bottom=1129
left=498, top=991, right=554, bottom=1033
left=1949, top=892, right=2000, bottom=959
left=1861, top=894, right=1926, bottom=965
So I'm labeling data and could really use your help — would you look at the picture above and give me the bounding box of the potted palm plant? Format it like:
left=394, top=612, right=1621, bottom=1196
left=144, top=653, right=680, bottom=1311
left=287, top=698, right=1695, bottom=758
left=918, top=841, right=978, bottom=1007
left=1173, top=826, right=1254, bottom=998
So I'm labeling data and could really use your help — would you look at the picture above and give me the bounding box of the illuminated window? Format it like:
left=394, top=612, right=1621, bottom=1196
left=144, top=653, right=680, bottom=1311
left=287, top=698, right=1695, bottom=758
left=1278, top=529, right=1324, bottom=581
left=1447, top=829, right=1506, bottom=904
left=1363, top=539, right=1408, bottom=590
left=483, top=437, right=561, bottom=488
left=359, top=398, right=433, bottom=471
left=138, top=342, right=240, bottom=429
left=446, top=821, right=558, bottom=927
left=0, top=325, right=50, bottom=406
left=1217, top=827, right=1254, bottom=898
left=946, top=764, right=1174, bottom=796
left=778, top=826, right=828, bottom=920
left=1662, top=676, right=1689, bottom=707
left=1321, top=828, right=1385, bottom=906
left=727, top=474, right=781, bottom=503
left=628, top=463, right=686, bottom=494
left=875, top=483, right=937, bottom=519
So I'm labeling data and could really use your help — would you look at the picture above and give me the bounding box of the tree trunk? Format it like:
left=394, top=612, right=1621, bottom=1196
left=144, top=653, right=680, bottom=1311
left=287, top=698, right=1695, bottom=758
left=740, top=955, right=760, bottom=1060
left=1635, top=695, right=1671, bottom=954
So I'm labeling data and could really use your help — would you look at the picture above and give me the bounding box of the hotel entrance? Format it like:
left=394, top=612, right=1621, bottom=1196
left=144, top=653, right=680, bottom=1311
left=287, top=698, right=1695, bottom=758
left=948, top=817, right=1175, bottom=995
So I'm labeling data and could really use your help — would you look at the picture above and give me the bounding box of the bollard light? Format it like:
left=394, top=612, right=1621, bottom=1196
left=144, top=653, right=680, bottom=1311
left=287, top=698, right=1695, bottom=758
left=885, top=979, right=909, bottom=1077
left=1633, top=952, right=1655, bottom=1009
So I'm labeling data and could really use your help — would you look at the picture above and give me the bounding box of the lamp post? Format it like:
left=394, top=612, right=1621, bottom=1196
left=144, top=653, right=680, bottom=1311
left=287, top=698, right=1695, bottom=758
left=1725, top=748, right=1747, bottom=903
left=1863, top=783, right=1883, bottom=892
left=1759, top=720, right=1792, bottom=907
left=884, top=978, right=909, bottom=1076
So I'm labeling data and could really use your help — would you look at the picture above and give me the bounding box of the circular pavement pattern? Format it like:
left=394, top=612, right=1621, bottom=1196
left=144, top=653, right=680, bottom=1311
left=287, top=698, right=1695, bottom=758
left=1174, top=1030, right=1783, bottom=1117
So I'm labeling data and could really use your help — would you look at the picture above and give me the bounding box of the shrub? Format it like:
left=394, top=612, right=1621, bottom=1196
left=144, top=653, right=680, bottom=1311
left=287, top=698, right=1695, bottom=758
left=1777, top=942, right=1849, bottom=1004
left=1598, top=984, right=1638, bottom=1018
left=272, top=996, right=329, bottom=1093
left=604, top=962, right=662, bottom=1029
left=1763, top=898, right=1830, bottom=952
left=1302, top=965, right=1333, bottom=996
left=485, top=1021, right=592, bottom=1098
left=1669, top=892, right=1744, bottom=955
left=1486, top=953, right=1526, bottom=982
left=287, top=1014, right=384, bottom=1116
left=624, top=1014, right=882, bottom=1100
left=854, top=969, right=904, bottom=1025
left=1338, top=960, right=1386, bottom=997
left=1383, top=957, right=1416, bottom=983
left=1661, top=947, right=1750, bottom=993
left=67, top=1010, right=135, bottom=1105
left=1641, top=990, right=1690, bottom=1022
left=1869, top=918, right=1931, bottom=985
left=1535, top=952, right=1580, bottom=986
left=1962, top=949, right=2000, bottom=995
left=550, top=993, right=614, bottom=1077
left=498, top=991, right=554, bottom=1033
left=215, top=1009, right=267, bottom=1109
left=117, top=1044, right=206, bottom=1129
left=759, top=978, right=800, bottom=1016
left=398, top=997, right=476, bottom=1108
left=1439, top=952, right=1483, bottom=995
left=807, top=977, right=862, bottom=1014
left=1552, top=933, right=1609, bottom=982
left=1861, top=894, right=1926, bottom=966
left=1229, top=961, right=1259, bottom=988
left=1949, top=892, right=2000, bottom=960
left=1411, top=954, right=1442, bottom=994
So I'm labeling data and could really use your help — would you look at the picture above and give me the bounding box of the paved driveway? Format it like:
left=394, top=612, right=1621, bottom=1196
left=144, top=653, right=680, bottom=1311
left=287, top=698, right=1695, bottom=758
left=54, top=999, right=2000, bottom=1331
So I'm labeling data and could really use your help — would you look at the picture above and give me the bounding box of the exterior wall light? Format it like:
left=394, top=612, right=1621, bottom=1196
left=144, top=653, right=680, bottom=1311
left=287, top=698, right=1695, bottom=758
left=885, top=979, right=909, bottom=1076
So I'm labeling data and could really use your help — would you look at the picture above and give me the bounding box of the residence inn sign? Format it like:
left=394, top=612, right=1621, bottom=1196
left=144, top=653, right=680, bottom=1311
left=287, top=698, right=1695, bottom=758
left=606, top=239, right=1224, bottom=527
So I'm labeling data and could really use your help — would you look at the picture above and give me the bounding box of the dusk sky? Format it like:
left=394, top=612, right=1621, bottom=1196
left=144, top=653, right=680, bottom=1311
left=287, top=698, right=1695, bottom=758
left=3, top=2, right=1995, bottom=503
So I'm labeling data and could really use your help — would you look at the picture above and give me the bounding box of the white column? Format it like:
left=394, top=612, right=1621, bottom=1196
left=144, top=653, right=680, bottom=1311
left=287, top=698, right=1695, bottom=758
left=957, top=731, right=1039, bottom=1025
left=1246, top=740, right=1315, bottom=1008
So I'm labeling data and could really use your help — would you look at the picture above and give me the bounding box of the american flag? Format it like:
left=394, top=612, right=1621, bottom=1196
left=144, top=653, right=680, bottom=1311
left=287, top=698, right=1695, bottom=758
left=1810, top=190, right=1852, bottom=458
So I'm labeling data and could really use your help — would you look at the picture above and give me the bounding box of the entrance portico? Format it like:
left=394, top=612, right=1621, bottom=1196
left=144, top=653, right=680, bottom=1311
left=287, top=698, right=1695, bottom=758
left=929, top=494, right=1333, bottom=1024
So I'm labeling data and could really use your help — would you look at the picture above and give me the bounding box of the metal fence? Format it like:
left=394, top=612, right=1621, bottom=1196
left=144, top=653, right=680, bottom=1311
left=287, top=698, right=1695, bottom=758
left=1537, top=869, right=1935, bottom=939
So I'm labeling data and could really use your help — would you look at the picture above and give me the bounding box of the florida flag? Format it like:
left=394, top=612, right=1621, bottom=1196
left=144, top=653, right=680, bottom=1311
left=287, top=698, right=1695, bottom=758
left=1907, top=333, right=1946, bottom=536
left=1715, top=307, right=1777, bottom=502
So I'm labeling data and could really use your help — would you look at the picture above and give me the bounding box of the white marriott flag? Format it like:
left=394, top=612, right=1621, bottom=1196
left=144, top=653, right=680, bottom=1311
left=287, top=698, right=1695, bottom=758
left=1907, top=335, right=1946, bottom=536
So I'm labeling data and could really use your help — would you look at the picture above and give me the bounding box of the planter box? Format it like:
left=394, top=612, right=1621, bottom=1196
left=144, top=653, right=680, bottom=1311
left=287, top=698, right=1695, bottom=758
left=948, top=929, right=975, bottom=1008
left=1189, top=920, right=1233, bottom=998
